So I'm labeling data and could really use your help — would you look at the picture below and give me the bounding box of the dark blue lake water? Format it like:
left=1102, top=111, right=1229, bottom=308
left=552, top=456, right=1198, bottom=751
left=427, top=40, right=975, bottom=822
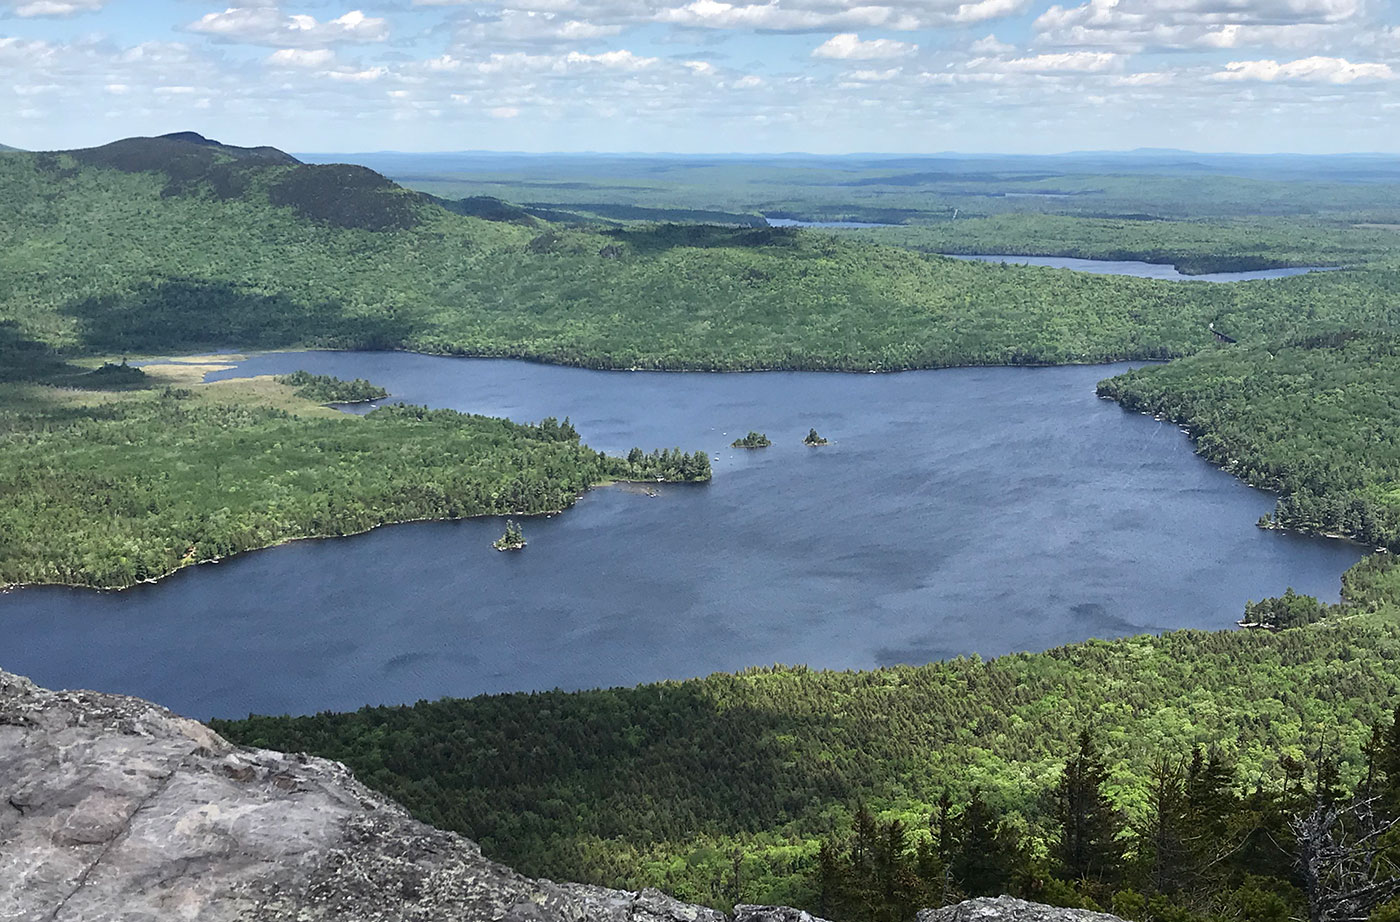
left=1, top=354, right=1365, bottom=719
left=946, top=254, right=1331, bottom=282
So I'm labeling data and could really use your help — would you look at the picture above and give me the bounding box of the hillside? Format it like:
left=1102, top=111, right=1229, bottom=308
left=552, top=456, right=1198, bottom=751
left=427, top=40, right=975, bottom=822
left=3, top=132, right=1400, bottom=373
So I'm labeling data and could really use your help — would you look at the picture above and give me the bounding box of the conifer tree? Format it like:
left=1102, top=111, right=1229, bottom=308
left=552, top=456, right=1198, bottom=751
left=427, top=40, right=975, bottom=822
left=1052, top=730, right=1125, bottom=886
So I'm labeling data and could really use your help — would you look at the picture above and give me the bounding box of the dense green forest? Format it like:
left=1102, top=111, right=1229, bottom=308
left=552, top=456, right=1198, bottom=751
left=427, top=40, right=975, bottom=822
left=4, top=137, right=1400, bottom=374
left=0, top=364, right=707, bottom=589
left=217, top=555, right=1400, bottom=920
left=1098, top=331, right=1400, bottom=550
left=850, top=216, right=1397, bottom=276
left=275, top=370, right=388, bottom=404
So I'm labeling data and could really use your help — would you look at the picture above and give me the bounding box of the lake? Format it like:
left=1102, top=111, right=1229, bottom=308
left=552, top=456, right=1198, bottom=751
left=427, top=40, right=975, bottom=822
left=1, top=354, right=1365, bottom=719
left=765, top=217, right=897, bottom=228
left=945, top=253, right=1332, bottom=282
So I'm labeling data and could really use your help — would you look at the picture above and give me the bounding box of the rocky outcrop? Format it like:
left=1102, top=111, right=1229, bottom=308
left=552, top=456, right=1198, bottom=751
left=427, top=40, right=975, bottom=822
left=921, top=897, right=1126, bottom=922
left=0, top=669, right=1125, bottom=922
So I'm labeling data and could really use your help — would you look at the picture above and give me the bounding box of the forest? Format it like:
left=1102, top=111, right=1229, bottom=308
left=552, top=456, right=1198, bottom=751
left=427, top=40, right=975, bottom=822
left=1098, top=331, right=1400, bottom=550
left=0, top=365, right=707, bottom=589
left=216, top=554, right=1400, bottom=920
left=3, top=140, right=1400, bottom=377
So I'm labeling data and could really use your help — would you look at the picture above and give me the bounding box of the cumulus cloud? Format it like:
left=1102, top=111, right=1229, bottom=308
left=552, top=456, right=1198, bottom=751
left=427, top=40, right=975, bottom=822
left=452, top=10, right=623, bottom=45
left=812, top=32, right=917, bottom=60
left=992, top=50, right=1119, bottom=72
left=1034, top=0, right=1369, bottom=52
left=267, top=48, right=336, bottom=67
left=950, top=0, right=1030, bottom=24
left=658, top=1, right=920, bottom=33
left=187, top=7, right=389, bottom=46
left=969, top=33, right=1015, bottom=54
left=7, top=0, right=103, bottom=15
left=1211, top=55, right=1394, bottom=83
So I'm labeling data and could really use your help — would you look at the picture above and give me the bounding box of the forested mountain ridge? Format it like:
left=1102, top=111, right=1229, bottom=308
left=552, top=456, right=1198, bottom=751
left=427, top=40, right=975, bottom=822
left=4, top=132, right=1400, bottom=373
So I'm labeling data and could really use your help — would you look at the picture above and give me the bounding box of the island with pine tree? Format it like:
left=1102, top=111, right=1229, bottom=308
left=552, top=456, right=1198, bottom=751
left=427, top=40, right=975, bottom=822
left=731, top=431, right=771, bottom=449
left=803, top=428, right=828, bottom=446
left=493, top=520, right=526, bottom=551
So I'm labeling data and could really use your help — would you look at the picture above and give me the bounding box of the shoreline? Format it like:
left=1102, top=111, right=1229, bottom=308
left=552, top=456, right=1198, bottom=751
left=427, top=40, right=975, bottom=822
left=126, top=345, right=1180, bottom=379
left=0, top=478, right=707, bottom=595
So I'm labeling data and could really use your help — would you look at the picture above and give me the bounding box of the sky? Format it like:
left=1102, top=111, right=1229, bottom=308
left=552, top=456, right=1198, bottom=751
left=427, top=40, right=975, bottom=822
left=1, top=0, right=1397, bottom=153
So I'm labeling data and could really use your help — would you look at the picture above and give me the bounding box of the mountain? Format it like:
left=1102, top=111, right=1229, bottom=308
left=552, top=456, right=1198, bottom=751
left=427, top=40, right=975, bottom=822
left=58, top=131, right=425, bottom=231
left=0, top=666, right=1119, bottom=922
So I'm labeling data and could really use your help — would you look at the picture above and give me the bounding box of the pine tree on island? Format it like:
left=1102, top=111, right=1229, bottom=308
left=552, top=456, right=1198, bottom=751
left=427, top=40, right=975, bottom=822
left=493, top=519, right=526, bottom=551
left=804, top=428, right=828, bottom=446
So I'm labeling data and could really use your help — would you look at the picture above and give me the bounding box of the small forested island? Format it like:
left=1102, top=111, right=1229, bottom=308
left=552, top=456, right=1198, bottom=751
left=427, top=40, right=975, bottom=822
left=276, top=370, right=388, bottom=404
left=803, top=428, right=828, bottom=446
left=493, top=519, right=525, bottom=551
left=731, top=431, right=771, bottom=449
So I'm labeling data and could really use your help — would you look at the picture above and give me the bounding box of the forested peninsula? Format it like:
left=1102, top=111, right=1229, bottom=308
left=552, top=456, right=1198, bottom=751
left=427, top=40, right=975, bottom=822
left=0, top=361, right=708, bottom=589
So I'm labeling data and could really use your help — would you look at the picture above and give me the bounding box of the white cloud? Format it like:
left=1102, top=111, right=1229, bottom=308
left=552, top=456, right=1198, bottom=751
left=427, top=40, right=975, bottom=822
left=9, top=0, right=103, bottom=16
left=950, top=0, right=1029, bottom=24
left=187, top=7, right=389, bottom=46
left=564, top=48, right=658, bottom=68
left=969, top=33, right=1015, bottom=55
left=847, top=67, right=901, bottom=80
left=1034, top=0, right=1368, bottom=52
left=1112, top=70, right=1170, bottom=85
left=489, top=105, right=521, bottom=118
left=812, top=32, right=917, bottom=60
left=452, top=10, right=624, bottom=45
left=659, top=1, right=920, bottom=32
left=1212, top=56, right=1394, bottom=83
left=323, top=66, right=388, bottom=81
left=995, top=50, right=1118, bottom=72
left=267, top=48, right=336, bottom=68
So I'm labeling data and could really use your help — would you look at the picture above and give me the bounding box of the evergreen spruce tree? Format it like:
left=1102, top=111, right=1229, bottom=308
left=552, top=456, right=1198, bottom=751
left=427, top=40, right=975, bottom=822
left=953, top=790, right=1020, bottom=897
left=1052, top=730, right=1125, bottom=887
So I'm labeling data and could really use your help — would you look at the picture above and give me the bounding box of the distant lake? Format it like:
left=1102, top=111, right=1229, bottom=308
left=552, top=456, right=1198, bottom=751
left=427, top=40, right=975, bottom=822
left=765, top=217, right=896, bottom=228
left=2, top=353, right=1364, bottom=720
left=945, top=253, right=1333, bottom=282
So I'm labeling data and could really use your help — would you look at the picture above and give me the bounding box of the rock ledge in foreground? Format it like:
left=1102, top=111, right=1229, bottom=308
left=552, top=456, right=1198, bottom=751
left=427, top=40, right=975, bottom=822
left=0, top=669, right=1126, bottom=922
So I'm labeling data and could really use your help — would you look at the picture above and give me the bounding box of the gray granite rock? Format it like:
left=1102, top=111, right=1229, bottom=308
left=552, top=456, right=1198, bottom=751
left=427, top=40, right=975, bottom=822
left=920, top=897, right=1126, bottom=922
left=0, top=669, right=1124, bottom=922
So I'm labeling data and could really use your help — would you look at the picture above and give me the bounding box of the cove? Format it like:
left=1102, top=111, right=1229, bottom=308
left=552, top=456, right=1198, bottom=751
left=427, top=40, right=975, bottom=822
left=0, top=353, right=1365, bottom=720
left=944, top=253, right=1332, bottom=282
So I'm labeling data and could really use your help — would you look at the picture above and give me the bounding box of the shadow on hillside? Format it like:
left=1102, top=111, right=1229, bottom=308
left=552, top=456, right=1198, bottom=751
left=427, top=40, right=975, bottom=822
left=62, top=279, right=407, bottom=355
left=212, top=677, right=844, bottom=877
left=603, top=223, right=803, bottom=255
left=0, top=322, right=152, bottom=389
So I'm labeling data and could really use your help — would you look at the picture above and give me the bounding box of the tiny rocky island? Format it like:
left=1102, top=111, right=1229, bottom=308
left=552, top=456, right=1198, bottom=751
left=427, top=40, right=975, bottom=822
left=803, top=428, right=829, bottom=446
left=493, top=519, right=526, bottom=551
left=732, top=431, right=771, bottom=448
